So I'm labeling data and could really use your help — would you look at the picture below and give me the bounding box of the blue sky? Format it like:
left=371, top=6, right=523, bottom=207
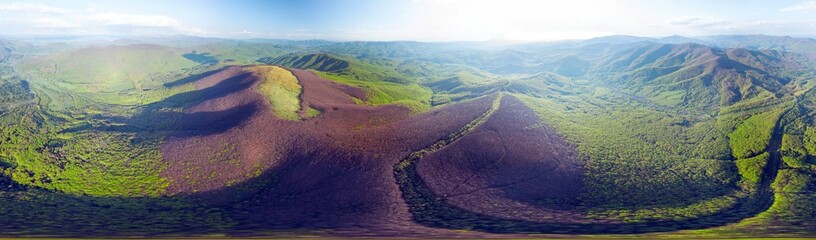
left=1, top=0, right=815, bottom=41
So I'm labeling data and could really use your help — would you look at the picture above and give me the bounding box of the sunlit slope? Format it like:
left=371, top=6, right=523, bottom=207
left=23, top=44, right=198, bottom=92
left=260, top=53, right=433, bottom=111
left=19, top=44, right=205, bottom=109
left=0, top=36, right=815, bottom=236
left=587, top=43, right=806, bottom=110
left=247, top=65, right=317, bottom=120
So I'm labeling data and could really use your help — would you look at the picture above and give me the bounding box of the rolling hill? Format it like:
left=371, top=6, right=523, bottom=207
left=1, top=35, right=816, bottom=238
left=259, top=53, right=351, bottom=72
left=0, top=46, right=9, bottom=63
left=258, top=52, right=412, bottom=83
left=587, top=43, right=803, bottom=109
left=258, top=52, right=433, bottom=111
left=21, top=44, right=199, bottom=93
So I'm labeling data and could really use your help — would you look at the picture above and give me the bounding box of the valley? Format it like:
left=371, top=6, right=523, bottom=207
left=0, top=35, right=815, bottom=238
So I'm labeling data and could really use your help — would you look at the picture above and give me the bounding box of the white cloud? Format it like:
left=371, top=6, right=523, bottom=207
left=0, top=1, right=810, bottom=41
left=32, top=17, right=79, bottom=28
left=780, top=1, right=816, bottom=12
left=735, top=19, right=816, bottom=34
left=180, top=26, right=205, bottom=34
left=653, top=16, right=816, bottom=37
left=666, top=16, right=729, bottom=28
left=0, top=2, right=67, bottom=14
left=0, top=2, right=204, bottom=36
left=88, top=13, right=181, bottom=27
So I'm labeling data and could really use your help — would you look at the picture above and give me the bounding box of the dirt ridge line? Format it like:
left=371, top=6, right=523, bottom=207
left=395, top=93, right=504, bottom=171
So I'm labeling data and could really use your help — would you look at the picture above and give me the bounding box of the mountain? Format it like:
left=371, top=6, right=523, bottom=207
left=428, top=39, right=814, bottom=110
left=1, top=35, right=816, bottom=237
left=258, top=52, right=414, bottom=84
left=259, top=53, right=350, bottom=72
left=584, top=43, right=805, bottom=108
left=701, top=35, right=816, bottom=53
left=564, top=35, right=816, bottom=54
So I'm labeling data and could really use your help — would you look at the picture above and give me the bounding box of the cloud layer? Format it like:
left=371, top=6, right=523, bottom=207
left=0, top=0, right=814, bottom=41
left=0, top=1, right=201, bottom=36
left=780, top=1, right=816, bottom=12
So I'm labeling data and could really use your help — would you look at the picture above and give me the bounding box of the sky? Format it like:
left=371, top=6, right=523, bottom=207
left=0, top=0, right=815, bottom=41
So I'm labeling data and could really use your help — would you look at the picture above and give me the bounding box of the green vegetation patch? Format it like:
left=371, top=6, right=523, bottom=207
left=304, top=106, right=321, bottom=118
left=248, top=65, right=302, bottom=120
left=647, top=89, right=685, bottom=106
left=0, top=107, right=168, bottom=197
left=728, top=109, right=784, bottom=159
left=7, top=131, right=168, bottom=196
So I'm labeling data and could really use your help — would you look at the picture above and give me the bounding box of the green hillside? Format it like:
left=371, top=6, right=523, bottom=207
left=22, top=44, right=199, bottom=93
left=260, top=53, right=433, bottom=111
left=247, top=65, right=306, bottom=120
left=585, top=43, right=800, bottom=110
left=260, top=53, right=350, bottom=72
left=2, top=35, right=816, bottom=237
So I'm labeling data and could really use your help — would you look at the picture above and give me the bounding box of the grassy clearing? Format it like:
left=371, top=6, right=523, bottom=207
left=247, top=65, right=302, bottom=120
left=647, top=89, right=685, bottom=106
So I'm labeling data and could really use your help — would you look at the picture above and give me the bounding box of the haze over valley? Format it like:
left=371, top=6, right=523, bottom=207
left=1, top=0, right=816, bottom=238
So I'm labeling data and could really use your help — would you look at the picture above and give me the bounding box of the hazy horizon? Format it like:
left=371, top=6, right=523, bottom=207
left=4, top=1, right=816, bottom=238
left=1, top=0, right=815, bottom=42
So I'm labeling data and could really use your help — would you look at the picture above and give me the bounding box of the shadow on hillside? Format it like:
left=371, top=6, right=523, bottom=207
left=163, top=67, right=225, bottom=88
left=129, top=72, right=260, bottom=136
left=63, top=71, right=260, bottom=137
left=1, top=68, right=287, bottom=236
left=182, top=52, right=218, bottom=65
left=396, top=142, right=776, bottom=234
left=0, top=132, right=389, bottom=237
left=0, top=69, right=784, bottom=237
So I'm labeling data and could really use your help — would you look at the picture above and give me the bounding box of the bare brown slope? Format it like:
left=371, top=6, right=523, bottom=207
left=161, top=66, right=296, bottom=195
left=417, top=95, right=586, bottom=223
left=159, top=66, right=496, bottom=232
left=228, top=71, right=496, bottom=230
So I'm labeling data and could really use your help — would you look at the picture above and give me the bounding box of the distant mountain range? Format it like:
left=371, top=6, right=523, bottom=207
left=1, top=34, right=816, bottom=237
